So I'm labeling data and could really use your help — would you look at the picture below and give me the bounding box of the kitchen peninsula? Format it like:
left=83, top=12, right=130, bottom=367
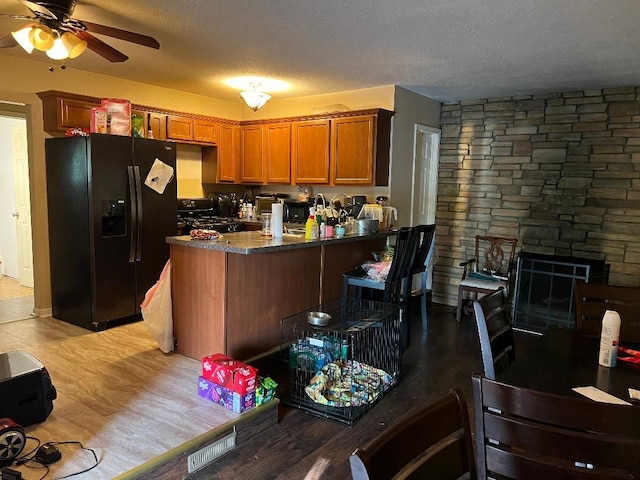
left=168, top=231, right=391, bottom=360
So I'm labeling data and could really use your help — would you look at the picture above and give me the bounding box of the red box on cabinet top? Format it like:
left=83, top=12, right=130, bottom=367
left=202, top=353, right=257, bottom=395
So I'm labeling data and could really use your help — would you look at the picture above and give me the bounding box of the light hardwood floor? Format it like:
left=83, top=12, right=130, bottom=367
left=0, top=275, right=34, bottom=324
left=0, top=317, right=254, bottom=479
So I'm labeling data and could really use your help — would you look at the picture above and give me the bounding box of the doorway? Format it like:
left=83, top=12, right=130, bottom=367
left=0, top=110, right=34, bottom=323
left=410, top=124, right=440, bottom=289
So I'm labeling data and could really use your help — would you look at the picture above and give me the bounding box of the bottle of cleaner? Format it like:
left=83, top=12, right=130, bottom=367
left=598, top=310, right=621, bottom=367
left=305, top=207, right=319, bottom=240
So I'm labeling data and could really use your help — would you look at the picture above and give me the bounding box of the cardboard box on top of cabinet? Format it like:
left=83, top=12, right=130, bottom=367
left=90, top=107, right=108, bottom=134
left=198, top=375, right=256, bottom=413
left=101, top=98, right=131, bottom=136
left=202, top=353, right=257, bottom=395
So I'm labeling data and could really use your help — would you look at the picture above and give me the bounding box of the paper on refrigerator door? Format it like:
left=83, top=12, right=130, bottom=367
left=144, top=158, right=174, bottom=194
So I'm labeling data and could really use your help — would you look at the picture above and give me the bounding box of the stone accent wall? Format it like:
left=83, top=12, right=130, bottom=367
left=435, top=86, right=640, bottom=306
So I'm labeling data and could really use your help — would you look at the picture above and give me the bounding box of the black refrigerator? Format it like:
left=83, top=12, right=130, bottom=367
left=45, top=134, right=177, bottom=330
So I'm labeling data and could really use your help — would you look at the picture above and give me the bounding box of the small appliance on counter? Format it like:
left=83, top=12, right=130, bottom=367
left=283, top=199, right=311, bottom=223
left=346, top=195, right=367, bottom=218
left=208, top=192, right=239, bottom=217
left=177, top=198, right=245, bottom=234
left=255, top=194, right=278, bottom=219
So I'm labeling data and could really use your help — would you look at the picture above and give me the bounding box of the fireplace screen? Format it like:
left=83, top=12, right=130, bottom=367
left=512, top=253, right=609, bottom=332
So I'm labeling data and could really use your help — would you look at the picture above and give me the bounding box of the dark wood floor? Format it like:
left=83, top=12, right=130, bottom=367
left=187, top=302, right=536, bottom=479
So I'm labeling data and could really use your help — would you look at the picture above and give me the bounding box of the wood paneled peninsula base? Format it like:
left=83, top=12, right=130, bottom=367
left=167, top=231, right=391, bottom=361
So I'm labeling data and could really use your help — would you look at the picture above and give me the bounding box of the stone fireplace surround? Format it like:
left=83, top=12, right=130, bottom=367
left=434, top=86, right=640, bottom=308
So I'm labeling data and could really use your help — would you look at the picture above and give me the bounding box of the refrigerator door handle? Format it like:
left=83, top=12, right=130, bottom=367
left=134, top=165, right=143, bottom=261
left=127, top=166, right=137, bottom=263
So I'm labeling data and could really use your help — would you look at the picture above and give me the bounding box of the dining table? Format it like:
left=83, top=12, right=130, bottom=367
left=498, top=326, right=640, bottom=405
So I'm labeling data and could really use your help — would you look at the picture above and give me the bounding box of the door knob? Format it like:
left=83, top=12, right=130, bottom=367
left=11, top=212, right=19, bottom=218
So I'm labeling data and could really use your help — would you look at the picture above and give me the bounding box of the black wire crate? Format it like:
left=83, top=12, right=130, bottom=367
left=280, top=297, right=401, bottom=425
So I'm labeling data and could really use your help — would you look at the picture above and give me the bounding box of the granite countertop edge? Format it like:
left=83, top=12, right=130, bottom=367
left=166, top=230, right=397, bottom=254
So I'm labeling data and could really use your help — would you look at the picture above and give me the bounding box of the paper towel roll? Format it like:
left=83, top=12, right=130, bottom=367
left=272, top=203, right=283, bottom=238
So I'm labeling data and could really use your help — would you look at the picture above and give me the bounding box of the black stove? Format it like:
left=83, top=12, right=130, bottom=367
left=177, top=198, right=245, bottom=234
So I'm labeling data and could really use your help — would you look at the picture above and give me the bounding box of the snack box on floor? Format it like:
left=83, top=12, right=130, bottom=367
left=202, top=353, right=257, bottom=395
left=198, top=376, right=256, bottom=413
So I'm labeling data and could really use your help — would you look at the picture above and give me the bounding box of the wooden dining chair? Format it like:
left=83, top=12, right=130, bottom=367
left=402, top=224, right=436, bottom=331
left=472, top=373, right=640, bottom=480
left=350, top=388, right=476, bottom=480
left=472, top=287, right=515, bottom=380
left=456, top=235, right=518, bottom=322
left=574, top=280, right=640, bottom=343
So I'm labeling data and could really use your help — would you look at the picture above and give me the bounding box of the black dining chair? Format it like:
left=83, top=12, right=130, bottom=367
left=472, top=373, right=640, bottom=480
left=402, top=224, right=436, bottom=331
left=350, top=388, right=476, bottom=480
left=472, top=287, right=515, bottom=380
left=343, top=227, right=417, bottom=347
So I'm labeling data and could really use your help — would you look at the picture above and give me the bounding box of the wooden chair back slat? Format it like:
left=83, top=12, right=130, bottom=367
left=472, top=374, right=640, bottom=480
left=352, top=389, right=475, bottom=480
left=574, top=280, right=640, bottom=343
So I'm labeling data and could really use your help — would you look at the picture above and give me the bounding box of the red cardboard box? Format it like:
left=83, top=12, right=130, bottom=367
left=202, top=354, right=257, bottom=395
left=101, top=98, right=131, bottom=136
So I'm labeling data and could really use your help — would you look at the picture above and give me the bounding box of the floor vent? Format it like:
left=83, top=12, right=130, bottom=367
left=187, top=430, right=237, bottom=473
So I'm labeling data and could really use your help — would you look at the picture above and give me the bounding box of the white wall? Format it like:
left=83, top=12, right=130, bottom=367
left=0, top=116, right=26, bottom=278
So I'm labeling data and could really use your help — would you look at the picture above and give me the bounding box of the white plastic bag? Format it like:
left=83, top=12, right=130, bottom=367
left=141, top=259, right=174, bottom=353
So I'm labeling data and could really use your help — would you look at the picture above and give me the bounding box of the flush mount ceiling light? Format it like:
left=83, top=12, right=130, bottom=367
left=11, top=23, right=87, bottom=60
left=240, top=83, right=271, bottom=112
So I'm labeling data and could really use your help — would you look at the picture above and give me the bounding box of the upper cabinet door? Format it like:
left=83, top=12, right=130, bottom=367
left=193, top=119, right=219, bottom=144
left=331, top=115, right=375, bottom=185
left=167, top=115, right=194, bottom=141
left=148, top=113, right=167, bottom=140
left=265, top=122, right=291, bottom=184
left=218, top=124, right=240, bottom=183
left=292, top=119, right=330, bottom=184
left=240, top=125, right=264, bottom=183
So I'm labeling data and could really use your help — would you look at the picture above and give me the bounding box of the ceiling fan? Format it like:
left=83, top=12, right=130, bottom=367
left=0, top=0, right=159, bottom=62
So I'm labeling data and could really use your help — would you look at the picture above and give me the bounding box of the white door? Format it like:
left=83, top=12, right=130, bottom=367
left=410, top=125, right=440, bottom=289
left=11, top=122, right=33, bottom=288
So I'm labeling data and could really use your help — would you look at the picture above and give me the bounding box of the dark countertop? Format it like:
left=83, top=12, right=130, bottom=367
left=166, top=229, right=396, bottom=255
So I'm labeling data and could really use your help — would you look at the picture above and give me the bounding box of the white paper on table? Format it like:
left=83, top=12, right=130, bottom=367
left=572, top=386, right=632, bottom=405
left=629, top=388, right=640, bottom=401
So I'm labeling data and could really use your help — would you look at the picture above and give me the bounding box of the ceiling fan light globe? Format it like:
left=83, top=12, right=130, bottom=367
left=46, top=37, right=70, bottom=60
left=61, top=32, right=87, bottom=58
left=240, top=90, right=271, bottom=112
left=11, top=25, right=35, bottom=54
left=28, top=25, right=54, bottom=51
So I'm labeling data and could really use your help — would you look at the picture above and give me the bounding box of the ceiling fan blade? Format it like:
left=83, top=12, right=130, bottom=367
left=0, top=33, right=18, bottom=48
left=75, top=30, right=128, bottom=62
left=17, top=0, right=57, bottom=19
left=79, top=20, right=159, bottom=49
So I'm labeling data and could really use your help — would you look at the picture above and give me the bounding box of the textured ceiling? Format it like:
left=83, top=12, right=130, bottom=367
left=1, top=0, right=639, bottom=103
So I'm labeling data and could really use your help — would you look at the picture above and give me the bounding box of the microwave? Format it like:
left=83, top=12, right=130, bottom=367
left=283, top=200, right=310, bottom=223
left=255, top=195, right=277, bottom=219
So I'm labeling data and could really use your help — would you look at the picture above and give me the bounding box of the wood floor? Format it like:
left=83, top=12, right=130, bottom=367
left=1, top=300, right=537, bottom=479
left=185, top=302, right=530, bottom=480
left=0, top=316, right=276, bottom=479
left=0, top=275, right=34, bottom=324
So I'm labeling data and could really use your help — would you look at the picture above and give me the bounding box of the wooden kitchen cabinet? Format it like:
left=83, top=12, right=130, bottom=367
left=218, top=123, right=240, bottom=183
left=167, top=115, right=195, bottom=141
left=331, top=114, right=375, bottom=185
left=193, top=119, right=219, bottom=144
left=147, top=113, right=167, bottom=140
left=265, top=122, right=291, bottom=184
left=38, top=91, right=99, bottom=131
left=291, top=119, right=330, bottom=184
left=240, top=124, right=264, bottom=183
